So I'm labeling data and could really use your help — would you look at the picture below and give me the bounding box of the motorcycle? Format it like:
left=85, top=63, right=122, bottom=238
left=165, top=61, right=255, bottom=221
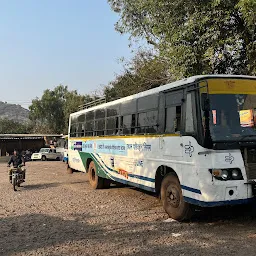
left=23, top=154, right=31, bottom=162
left=8, top=165, right=26, bottom=191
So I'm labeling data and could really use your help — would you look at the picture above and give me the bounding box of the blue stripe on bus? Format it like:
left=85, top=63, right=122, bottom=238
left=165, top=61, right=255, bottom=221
left=111, top=176, right=155, bottom=192
left=95, top=153, right=155, bottom=183
left=90, top=154, right=155, bottom=192
left=128, top=174, right=155, bottom=183
left=91, top=154, right=202, bottom=194
left=94, top=154, right=205, bottom=193
left=181, top=185, right=201, bottom=195
left=184, top=196, right=256, bottom=207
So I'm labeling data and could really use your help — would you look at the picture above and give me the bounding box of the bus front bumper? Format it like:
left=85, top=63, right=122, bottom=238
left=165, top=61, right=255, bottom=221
left=183, top=181, right=256, bottom=207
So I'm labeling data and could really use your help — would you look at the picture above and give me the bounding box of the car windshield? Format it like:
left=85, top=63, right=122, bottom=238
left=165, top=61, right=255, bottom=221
left=39, top=148, right=49, bottom=153
left=208, top=94, right=256, bottom=142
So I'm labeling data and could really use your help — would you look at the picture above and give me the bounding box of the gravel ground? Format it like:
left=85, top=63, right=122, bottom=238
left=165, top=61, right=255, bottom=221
left=0, top=161, right=256, bottom=256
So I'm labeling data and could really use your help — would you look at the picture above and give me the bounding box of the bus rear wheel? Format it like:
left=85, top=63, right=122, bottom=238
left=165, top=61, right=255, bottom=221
left=88, top=161, right=110, bottom=189
left=160, top=173, right=191, bottom=221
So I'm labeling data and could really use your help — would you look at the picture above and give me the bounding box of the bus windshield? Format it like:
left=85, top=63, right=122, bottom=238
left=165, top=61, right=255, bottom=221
left=208, top=94, right=256, bottom=142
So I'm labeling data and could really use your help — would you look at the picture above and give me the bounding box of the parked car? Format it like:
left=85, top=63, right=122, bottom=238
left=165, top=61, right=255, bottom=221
left=31, top=148, right=62, bottom=161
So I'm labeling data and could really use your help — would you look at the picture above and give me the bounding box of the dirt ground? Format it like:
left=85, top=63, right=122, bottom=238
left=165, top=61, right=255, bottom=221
left=0, top=161, right=256, bottom=256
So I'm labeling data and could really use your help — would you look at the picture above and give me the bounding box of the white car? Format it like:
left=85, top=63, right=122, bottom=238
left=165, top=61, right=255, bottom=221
left=31, top=148, right=62, bottom=161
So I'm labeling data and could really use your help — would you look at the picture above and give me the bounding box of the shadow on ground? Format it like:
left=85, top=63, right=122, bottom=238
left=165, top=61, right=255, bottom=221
left=22, top=183, right=60, bottom=191
left=1, top=210, right=256, bottom=255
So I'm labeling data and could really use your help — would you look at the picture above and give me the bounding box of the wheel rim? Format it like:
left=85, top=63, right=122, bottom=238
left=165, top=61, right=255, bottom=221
left=166, top=185, right=180, bottom=208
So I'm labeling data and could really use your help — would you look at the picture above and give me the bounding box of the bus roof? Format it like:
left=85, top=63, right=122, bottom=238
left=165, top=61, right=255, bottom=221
left=71, top=74, right=256, bottom=117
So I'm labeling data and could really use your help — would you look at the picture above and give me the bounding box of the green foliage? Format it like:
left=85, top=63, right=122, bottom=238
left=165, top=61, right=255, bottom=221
left=0, top=118, right=33, bottom=134
left=104, top=51, right=172, bottom=99
left=108, top=0, right=256, bottom=77
left=29, top=85, right=94, bottom=134
left=27, top=1, right=255, bottom=134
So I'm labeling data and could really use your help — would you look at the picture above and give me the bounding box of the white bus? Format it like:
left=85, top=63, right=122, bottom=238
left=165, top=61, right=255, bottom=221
left=68, top=75, right=256, bottom=221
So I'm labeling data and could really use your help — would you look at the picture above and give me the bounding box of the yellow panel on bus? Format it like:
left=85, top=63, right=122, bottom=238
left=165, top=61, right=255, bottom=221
left=200, top=78, right=256, bottom=95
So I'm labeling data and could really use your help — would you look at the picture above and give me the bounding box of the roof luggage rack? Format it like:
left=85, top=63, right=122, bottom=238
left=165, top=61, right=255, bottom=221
left=78, top=97, right=106, bottom=111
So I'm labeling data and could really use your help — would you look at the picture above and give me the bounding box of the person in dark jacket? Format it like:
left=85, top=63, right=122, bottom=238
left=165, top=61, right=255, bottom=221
left=8, top=149, right=26, bottom=182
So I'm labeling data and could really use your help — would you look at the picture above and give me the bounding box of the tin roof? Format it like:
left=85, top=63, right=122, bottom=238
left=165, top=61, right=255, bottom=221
left=0, top=134, right=62, bottom=140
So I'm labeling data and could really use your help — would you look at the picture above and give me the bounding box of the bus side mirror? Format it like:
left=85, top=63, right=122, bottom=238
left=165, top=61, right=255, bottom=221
left=201, top=94, right=210, bottom=111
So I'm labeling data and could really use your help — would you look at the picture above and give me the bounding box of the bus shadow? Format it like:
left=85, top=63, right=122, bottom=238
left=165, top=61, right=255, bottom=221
left=107, top=185, right=256, bottom=222
left=192, top=203, right=256, bottom=222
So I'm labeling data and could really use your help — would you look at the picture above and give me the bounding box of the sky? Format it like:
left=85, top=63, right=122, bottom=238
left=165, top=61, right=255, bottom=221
left=0, top=0, right=133, bottom=109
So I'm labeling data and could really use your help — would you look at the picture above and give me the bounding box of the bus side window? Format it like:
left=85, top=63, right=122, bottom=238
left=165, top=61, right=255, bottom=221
left=165, top=106, right=181, bottom=133
left=122, top=115, right=132, bottom=135
left=137, top=110, right=158, bottom=134
left=115, top=116, right=119, bottom=135
left=70, top=124, right=76, bottom=137
left=85, top=111, right=94, bottom=136
left=175, top=106, right=181, bottom=132
left=106, top=117, right=116, bottom=135
left=185, top=92, right=195, bottom=134
left=120, top=116, right=124, bottom=134
left=131, top=114, right=136, bottom=134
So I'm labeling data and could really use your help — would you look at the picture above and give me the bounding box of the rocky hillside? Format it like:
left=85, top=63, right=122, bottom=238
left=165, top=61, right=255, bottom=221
left=0, top=101, right=29, bottom=123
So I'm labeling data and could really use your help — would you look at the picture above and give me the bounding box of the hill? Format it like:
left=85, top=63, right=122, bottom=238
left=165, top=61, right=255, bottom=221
left=0, top=101, right=30, bottom=123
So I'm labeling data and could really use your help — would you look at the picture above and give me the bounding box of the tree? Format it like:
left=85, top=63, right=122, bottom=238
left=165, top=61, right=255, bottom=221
left=0, top=118, right=33, bottom=134
left=108, top=0, right=256, bottom=78
left=29, top=85, right=95, bottom=134
left=104, top=50, right=172, bottom=100
left=29, top=86, right=66, bottom=134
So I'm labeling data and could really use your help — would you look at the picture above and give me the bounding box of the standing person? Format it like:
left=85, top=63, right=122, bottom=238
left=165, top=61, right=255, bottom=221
left=7, top=149, right=26, bottom=182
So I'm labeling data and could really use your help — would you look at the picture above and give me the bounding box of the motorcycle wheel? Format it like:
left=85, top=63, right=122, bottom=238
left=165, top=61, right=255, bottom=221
left=12, top=176, right=17, bottom=191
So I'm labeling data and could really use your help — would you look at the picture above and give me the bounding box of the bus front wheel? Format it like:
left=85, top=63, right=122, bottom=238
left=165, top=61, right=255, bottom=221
left=160, top=173, right=191, bottom=221
left=88, top=161, right=109, bottom=189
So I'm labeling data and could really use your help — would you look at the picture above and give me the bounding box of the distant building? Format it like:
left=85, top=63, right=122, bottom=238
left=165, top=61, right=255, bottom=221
left=0, top=134, right=62, bottom=156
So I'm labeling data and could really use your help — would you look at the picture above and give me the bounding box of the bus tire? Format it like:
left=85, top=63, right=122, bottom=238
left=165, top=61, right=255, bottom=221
left=160, top=173, right=191, bottom=221
left=88, top=161, right=106, bottom=189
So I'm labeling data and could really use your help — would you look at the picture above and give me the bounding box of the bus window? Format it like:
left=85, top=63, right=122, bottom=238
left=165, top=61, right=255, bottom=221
left=85, top=121, right=94, bottom=136
left=94, top=119, right=105, bottom=136
left=137, top=110, right=158, bottom=134
left=121, top=100, right=136, bottom=115
left=175, top=106, right=181, bottom=132
left=185, top=93, right=195, bottom=134
left=106, top=117, right=116, bottom=135
left=78, top=114, right=85, bottom=123
left=131, top=114, right=136, bottom=134
left=122, top=115, right=132, bottom=135
left=115, top=117, right=119, bottom=134
left=107, top=104, right=120, bottom=117
left=70, top=124, right=76, bottom=137
left=86, top=111, right=94, bottom=121
left=78, top=123, right=85, bottom=137
left=95, top=109, right=105, bottom=119
left=165, top=107, right=177, bottom=133
left=138, top=94, right=158, bottom=112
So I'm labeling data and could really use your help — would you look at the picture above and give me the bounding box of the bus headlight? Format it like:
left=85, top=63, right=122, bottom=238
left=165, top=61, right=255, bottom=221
left=209, top=169, right=243, bottom=181
left=221, top=170, right=229, bottom=180
left=231, top=169, right=242, bottom=180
